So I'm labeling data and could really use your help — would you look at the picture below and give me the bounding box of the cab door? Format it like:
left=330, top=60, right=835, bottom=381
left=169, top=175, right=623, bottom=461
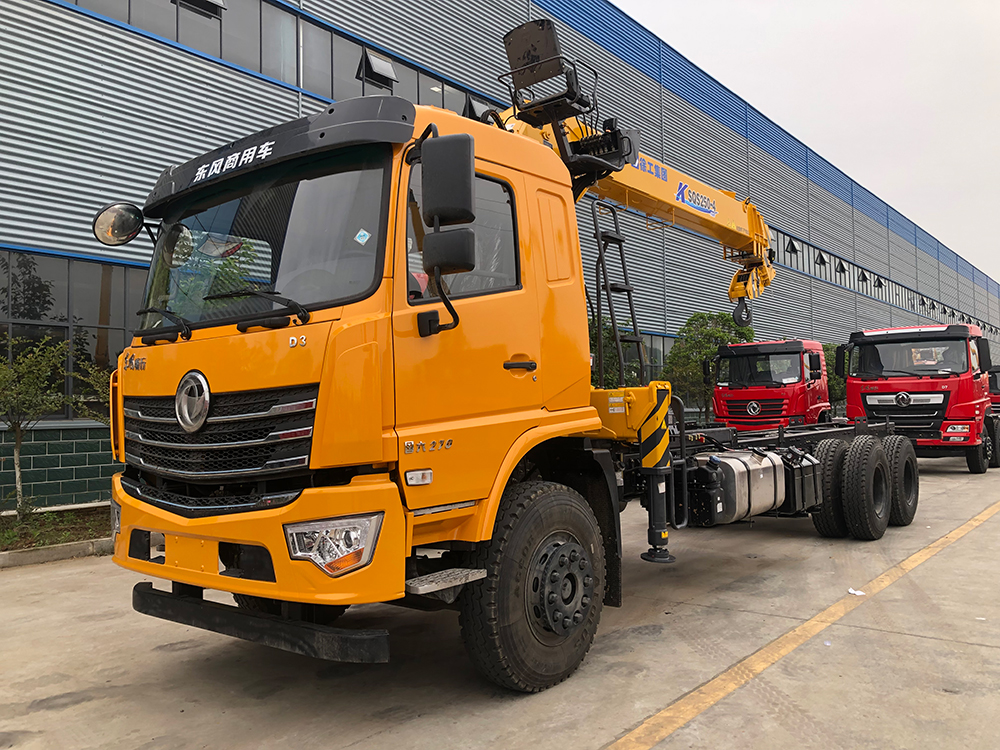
left=392, top=162, right=542, bottom=509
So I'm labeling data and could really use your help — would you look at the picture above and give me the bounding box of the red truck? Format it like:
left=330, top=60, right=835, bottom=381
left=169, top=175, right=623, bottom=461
left=836, top=324, right=999, bottom=473
left=708, top=340, right=831, bottom=431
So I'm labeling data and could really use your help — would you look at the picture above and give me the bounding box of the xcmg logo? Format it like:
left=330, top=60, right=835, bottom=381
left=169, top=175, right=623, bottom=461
left=675, top=183, right=718, bottom=216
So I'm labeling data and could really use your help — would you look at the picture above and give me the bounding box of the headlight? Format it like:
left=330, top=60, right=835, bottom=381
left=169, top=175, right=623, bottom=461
left=110, top=499, right=121, bottom=537
left=946, top=424, right=971, bottom=433
left=284, top=513, right=383, bottom=577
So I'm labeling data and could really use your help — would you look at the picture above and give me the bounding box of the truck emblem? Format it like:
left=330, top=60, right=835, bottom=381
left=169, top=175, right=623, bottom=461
left=894, top=392, right=912, bottom=408
left=123, top=353, right=146, bottom=371
left=175, top=371, right=210, bottom=433
left=746, top=401, right=761, bottom=416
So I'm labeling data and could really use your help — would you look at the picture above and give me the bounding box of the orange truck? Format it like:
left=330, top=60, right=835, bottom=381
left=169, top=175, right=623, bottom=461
left=92, top=20, right=913, bottom=691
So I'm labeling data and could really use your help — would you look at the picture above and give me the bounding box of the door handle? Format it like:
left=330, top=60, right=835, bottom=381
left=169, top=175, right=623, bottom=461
left=504, top=360, right=537, bottom=371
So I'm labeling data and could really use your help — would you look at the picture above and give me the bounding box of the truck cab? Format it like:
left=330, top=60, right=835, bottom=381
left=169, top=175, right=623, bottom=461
left=710, top=340, right=830, bottom=431
left=838, top=324, right=998, bottom=473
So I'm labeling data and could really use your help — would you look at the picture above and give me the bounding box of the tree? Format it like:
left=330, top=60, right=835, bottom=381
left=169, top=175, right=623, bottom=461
left=72, top=359, right=113, bottom=426
left=661, top=312, right=754, bottom=420
left=0, top=337, right=71, bottom=520
left=823, top=342, right=846, bottom=407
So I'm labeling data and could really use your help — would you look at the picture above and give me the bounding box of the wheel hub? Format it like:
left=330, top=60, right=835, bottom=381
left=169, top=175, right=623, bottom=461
left=530, top=540, right=595, bottom=637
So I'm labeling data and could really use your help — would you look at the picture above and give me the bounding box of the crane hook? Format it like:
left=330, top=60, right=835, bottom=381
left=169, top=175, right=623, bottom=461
left=733, top=297, right=753, bottom=327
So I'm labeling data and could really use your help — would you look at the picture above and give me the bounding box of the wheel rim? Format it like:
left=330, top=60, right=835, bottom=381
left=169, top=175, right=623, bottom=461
left=986, top=436, right=993, bottom=464
left=527, top=534, right=595, bottom=645
left=872, top=464, right=888, bottom=518
left=902, top=461, right=916, bottom=506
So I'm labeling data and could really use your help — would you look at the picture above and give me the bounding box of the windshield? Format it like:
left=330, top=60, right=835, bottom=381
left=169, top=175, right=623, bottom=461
left=138, top=145, right=389, bottom=331
left=718, top=353, right=802, bottom=387
left=850, top=339, right=969, bottom=377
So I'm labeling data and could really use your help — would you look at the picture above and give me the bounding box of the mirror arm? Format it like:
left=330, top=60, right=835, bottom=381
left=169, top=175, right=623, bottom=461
left=143, top=223, right=158, bottom=246
left=405, top=123, right=440, bottom=165
left=434, top=267, right=461, bottom=332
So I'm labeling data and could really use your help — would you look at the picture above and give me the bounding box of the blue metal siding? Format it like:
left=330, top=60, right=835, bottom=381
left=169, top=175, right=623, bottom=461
left=747, top=107, right=807, bottom=175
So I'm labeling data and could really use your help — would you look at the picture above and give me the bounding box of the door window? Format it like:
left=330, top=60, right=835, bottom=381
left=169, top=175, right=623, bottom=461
left=405, top=165, right=518, bottom=303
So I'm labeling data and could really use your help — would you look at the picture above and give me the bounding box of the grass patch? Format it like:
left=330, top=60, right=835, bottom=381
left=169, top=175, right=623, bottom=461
left=0, top=506, right=112, bottom=551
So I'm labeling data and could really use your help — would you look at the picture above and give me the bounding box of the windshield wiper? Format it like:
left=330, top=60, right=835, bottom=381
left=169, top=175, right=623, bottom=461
left=202, top=288, right=311, bottom=324
left=136, top=307, right=193, bottom=342
left=876, top=369, right=923, bottom=379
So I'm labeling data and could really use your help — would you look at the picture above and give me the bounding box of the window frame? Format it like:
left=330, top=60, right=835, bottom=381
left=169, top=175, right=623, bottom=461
left=404, top=168, right=522, bottom=307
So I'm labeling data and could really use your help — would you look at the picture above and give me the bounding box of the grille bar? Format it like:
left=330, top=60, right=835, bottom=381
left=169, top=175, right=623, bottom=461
left=124, top=426, right=313, bottom=451
left=120, top=476, right=301, bottom=517
left=124, top=398, right=316, bottom=425
left=125, top=452, right=310, bottom=480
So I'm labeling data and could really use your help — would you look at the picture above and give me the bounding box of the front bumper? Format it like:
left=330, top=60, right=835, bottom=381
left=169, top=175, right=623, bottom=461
left=111, top=473, right=406, bottom=606
left=132, top=582, right=389, bottom=662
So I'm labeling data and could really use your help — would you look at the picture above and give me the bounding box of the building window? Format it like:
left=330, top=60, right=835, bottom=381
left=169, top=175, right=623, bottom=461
left=418, top=72, right=444, bottom=107
left=406, top=166, right=519, bottom=302
left=222, top=0, right=260, bottom=71
left=130, top=0, right=177, bottom=39
left=359, top=49, right=397, bottom=95
left=444, top=84, right=467, bottom=114
left=78, top=0, right=129, bottom=22
left=394, top=63, right=419, bottom=103
left=178, top=0, right=222, bottom=58
left=332, top=35, right=363, bottom=100
left=301, top=20, right=332, bottom=98
left=261, top=2, right=296, bottom=85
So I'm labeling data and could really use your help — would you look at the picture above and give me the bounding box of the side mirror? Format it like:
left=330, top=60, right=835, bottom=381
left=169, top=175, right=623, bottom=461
left=809, top=352, right=822, bottom=379
left=92, top=202, right=145, bottom=246
left=979, top=339, right=993, bottom=372
left=421, top=134, right=475, bottom=227
left=423, top=229, right=476, bottom=276
left=702, top=359, right=713, bottom=386
left=835, top=345, right=848, bottom=379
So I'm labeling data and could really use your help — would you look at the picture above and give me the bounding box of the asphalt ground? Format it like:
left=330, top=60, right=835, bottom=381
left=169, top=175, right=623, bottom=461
left=2, top=456, right=999, bottom=749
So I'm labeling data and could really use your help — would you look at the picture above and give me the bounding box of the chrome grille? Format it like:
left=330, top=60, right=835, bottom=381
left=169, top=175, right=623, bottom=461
left=123, top=384, right=318, bottom=480
left=725, top=398, right=786, bottom=419
left=863, top=391, right=950, bottom=435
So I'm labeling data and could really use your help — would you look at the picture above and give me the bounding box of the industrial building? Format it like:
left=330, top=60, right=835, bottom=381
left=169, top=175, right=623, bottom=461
left=1, top=0, right=998, bottom=505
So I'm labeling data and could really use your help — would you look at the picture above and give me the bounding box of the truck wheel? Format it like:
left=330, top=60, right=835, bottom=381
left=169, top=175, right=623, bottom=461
left=990, top=425, right=1000, bottom=469
left=233, top=594, right=348, bottom=625
left=810, top=438, right=850, bottom=538
left=882, top=435, right=919, bottom=527
left=458, top=481, right=605, bottom=693
left=967, top=438, right=989, bottom=474
left=842, top=436, right=891, bottom=540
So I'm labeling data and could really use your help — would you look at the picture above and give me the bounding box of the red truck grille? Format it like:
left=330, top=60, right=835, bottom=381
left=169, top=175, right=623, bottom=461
left=725, top=398, right=786, bottom=419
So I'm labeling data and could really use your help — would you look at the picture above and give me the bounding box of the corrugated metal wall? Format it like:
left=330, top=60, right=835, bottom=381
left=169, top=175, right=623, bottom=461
left=1, top=0, right=313, bottom=264
left=5, top=0, right=999, bottom=346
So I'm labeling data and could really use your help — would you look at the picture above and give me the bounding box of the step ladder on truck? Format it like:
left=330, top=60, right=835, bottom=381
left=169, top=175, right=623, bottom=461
left=90, top=19, right=920, bottom=693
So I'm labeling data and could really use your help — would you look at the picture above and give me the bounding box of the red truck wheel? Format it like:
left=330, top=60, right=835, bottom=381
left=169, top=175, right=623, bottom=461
left=882, top=435, right=919, bottom=527
left=810, top=439, right=850, bottom=538
left=967, top=437, right=989, bottom=474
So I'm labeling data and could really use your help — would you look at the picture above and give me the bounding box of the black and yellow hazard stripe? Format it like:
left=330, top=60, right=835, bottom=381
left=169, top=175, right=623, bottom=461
left=639, top=386, right=671, bottom=469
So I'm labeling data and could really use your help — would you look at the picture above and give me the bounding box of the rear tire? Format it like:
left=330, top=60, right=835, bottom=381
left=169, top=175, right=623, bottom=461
left=883, top=435, right=919, bottom=527
left=810, top=439, right=850, bottom=538
left=967, top=437, right=989, bottom=474
left=842, top=436, right=891, bottom=541
left=458, top=481, right=605, bottom=693
left=990, top=424, right=1000, bottom=469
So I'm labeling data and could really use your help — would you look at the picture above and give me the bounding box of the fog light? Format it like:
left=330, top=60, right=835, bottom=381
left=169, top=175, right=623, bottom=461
left=284, top=513, right=383, bottom=577
left=946, top=424, right=971, bottom=433
left=110, top=499, right=121, bottom=537
left=947, top=436, right=968, bottom=442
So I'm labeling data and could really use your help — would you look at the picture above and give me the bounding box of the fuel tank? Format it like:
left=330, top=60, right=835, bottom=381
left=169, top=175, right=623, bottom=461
left=693, top=450, right=784, bottom=525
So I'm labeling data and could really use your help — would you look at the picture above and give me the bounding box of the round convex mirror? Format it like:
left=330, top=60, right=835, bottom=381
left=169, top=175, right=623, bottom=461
left=92, top=202, right=144, bottom=246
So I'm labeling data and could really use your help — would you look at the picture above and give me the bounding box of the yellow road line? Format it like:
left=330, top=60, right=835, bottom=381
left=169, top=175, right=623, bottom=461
left=608, top=498, right=1000, bottom=750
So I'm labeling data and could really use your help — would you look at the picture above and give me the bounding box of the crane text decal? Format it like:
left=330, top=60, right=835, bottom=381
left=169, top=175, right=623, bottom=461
left=675, top=183, right=718, bottom=216
left=635, top=156, right=670, bottom=184
left=191, top=141, right=276, bottom=184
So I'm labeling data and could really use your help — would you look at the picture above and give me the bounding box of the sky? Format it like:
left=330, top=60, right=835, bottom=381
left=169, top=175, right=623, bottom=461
left=609, top=0, right=1000, bottom=280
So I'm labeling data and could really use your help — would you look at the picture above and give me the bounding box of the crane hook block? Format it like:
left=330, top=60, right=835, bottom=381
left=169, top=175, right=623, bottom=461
left=733, top=297, right=752, bottom=327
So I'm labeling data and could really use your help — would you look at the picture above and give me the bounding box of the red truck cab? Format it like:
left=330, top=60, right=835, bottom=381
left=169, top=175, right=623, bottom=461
left=838, top=324, right=998, bottom=473
left=710, top=340, right=831, bottom=431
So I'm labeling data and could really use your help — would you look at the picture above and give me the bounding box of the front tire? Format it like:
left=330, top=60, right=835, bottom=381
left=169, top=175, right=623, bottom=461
left=458, top=481, right=605, bottom=693
left=967, top=437, right=989, bottom=474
